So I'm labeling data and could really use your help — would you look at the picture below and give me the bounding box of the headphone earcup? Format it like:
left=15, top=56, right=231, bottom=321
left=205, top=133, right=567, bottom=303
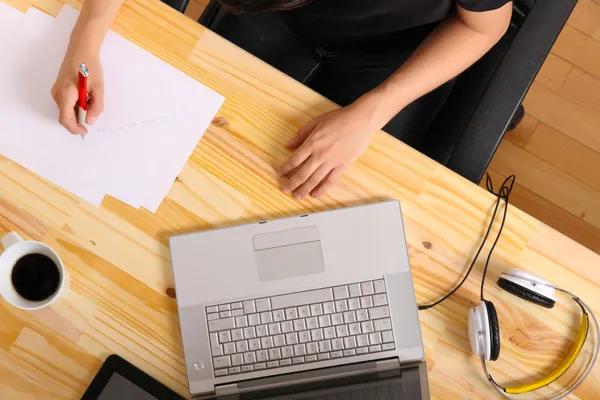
left=484, top=300, right=500, bottom=362
left=498, top=277, right=556, bottom=309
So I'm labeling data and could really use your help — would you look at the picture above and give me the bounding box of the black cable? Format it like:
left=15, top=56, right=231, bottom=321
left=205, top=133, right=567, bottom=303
left=418, top=174, right=515, bottom=311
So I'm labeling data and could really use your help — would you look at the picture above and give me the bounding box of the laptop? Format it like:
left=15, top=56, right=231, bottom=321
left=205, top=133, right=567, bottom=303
left=169, top=201, right=427, bottom=399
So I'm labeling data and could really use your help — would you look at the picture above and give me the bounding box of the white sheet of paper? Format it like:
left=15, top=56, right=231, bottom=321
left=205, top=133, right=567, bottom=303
left=46, top=6, right=224, bottom=211
left=0, top=7, right=104, bottom=206
left=0, top=3, right=24, bottom=56
left=0, top=5, right=224, bottom=211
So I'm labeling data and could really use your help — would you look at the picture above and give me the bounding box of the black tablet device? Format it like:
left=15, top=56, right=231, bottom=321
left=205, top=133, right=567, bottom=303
left=81, top=354, right=186, bottom=400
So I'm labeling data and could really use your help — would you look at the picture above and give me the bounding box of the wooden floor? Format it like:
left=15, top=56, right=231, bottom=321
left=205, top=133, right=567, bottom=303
left=184, top=0, right=600, bottom=254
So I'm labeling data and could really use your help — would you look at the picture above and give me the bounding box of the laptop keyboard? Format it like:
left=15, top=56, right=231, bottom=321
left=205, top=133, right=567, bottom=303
left=206, top=279, right=396, bottom=377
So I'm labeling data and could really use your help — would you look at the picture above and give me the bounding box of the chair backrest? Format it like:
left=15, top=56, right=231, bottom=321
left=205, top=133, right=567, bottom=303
left=161, top=0, right=191, bottom=13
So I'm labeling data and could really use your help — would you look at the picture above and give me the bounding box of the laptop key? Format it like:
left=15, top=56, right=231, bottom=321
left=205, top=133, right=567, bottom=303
left=280, top=358, right=292, bottom=366
left=254, top=363, right=266, bottom=370
left=335, top=300, right=348, bottom=312
left=243, top=301, right=256, bottom=314
left=306, top=317, right=318, bottom=330
left=361, top=282, right=374, bottom=295
left=336, top=325, right=349, bottom=337
left=235, top=316, right=248, bottom=328
left=231, top=302, right=243, bottom=309
left=318, top=315, right=331, bottom=327
left=305, top=355, right=317, bottom=362
left=382, top=330, right=394, bottom=343
left=348, top=298, right=360, bottom=310
left=229, top=367, right=241, bottom=374
left=318, top=353, right=330, bottom=361
left=260, top=312, right=273, bottom=324
left=208, top=318, right=235, bottom=332
left=373, top=279, right=386, bottom=294
left=357, top=334, right=369, bottom=347
left=299, top=331, right=311, bottom=343
left=210, top=333, right=220, bottom=347
left=243, top=352, right=256, bottom=364
left=374, top=318, right=392, bottom=332
left=232, top=309, right=244, bottom=317
left=360, top=296, right=373, bottom=309
left=273, top=310, right=285, bottom=322
left=231, top=354, right=243, bottom=366
left=231, top=329, right=243, bottom=341
left=373, top=294, right=388, bottom=306
left=348, top=323, right=361, bottom=336
left=369, top=332, right=382, bottom=345
left=369, top=345, right=382, bottom=353
left=207, top=313, right=219, bottom=321
left=236, top=340, right=248, bottom=353
left=212, top=346, right=223, bottom=357
left=292, top=357, right=305, bottom=364
left=286, top=308, right=299, bottom=320
left=330, top=351, right=342, bottom=358
left=268, top=323, right=281, bottom=335
left=333, top=286, right=349, bottom=300
left=256, top=325, right=268, bottom=337
left=274, top=335, right=286, bottom=347
left=243, top=327, right=256, bottom=340
left=318, top=340, right=331, bottom=352
left=267, top=361, right=279, bottom=369
left=224, top=343, right=236, bottom=355
left=298, top=306, right=310, bottom=318
left=248, top=339, right=261, bottom=351
left=361, top=321, right=374, bottom=334
left=207, top=306, right=219, bottom=314
left=324, top=327, right=336, bottom=339
left=356, top=310, right=368, bottom=322
left=323, top=302, right=336, bottom=314
left=241, top=365, right=254, bottom=373
left=269, top=348, right=282, bottom=360
left=215, top=369, right=228, bottom=377
left=281, top=321, right=293, bottom=334
left=255, top=298, right=271, bottom=312
left=356, top=347, right=368, bottom=355
left=343, top=349, right=356, bottom=357
left=293, top=344, right=306, bottom=356
left=368, top=306, right=390, bottom=320
left=213, top=356, right=231, bottom=369
left=248, top=314, right=260, bottom=326
left=256, top=350, right=269, bottom=362
left=343, top=336, right=357, bottom=349
left=282, top=346, right=294, bottom=358
left=219, top=304, right=231, bottom=312
left=310, top=304, right=323, bottom=316
left=348, top=284, right=362, bottom=298
left=261, top=337, right=273, bottom=349
left=218, top=331, right=231, bottom=343
left=306, top=342, right=318, bottom=354
left=311, top=328, right=324, bottom=341
left=343, top=311, right=356, bottom=324
left=382, top=343, right=395, bottom=351
left=285, top=333, right=298, bottom=345
left=331, top=338, right=343, bottom=351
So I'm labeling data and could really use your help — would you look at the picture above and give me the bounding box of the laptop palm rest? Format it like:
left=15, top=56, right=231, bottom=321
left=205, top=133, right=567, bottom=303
left=253, top=226, right=325, bottom=282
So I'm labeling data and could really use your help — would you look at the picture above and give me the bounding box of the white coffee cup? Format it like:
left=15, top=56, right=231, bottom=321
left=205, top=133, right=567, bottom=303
left=0, top=232, right=69, bottom=310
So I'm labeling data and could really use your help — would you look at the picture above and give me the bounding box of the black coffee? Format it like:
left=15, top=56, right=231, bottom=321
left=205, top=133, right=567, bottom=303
left=11, top=253, right=60, bottom=302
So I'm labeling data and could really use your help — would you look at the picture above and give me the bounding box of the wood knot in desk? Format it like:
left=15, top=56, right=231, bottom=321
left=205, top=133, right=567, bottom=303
left=422, top=241, right=432, bottom=250
left=166, top=287, right=176, bottom=299
left=212, top=117, right=228, bottom=127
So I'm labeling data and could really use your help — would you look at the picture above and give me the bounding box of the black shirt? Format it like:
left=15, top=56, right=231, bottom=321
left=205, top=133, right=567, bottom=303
left=285, top=0, right=511, bottom=50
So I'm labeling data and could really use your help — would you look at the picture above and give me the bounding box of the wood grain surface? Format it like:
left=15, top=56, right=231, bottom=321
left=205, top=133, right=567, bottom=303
left=1, top=0, right=599, bottom=399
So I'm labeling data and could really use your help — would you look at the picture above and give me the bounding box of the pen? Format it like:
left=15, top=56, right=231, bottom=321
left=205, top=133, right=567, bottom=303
left=77, top=62, right=89, bottom=140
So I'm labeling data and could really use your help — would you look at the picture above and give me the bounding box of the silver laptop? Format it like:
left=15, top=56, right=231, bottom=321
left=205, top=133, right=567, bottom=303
left=169, top=201, right=425, bottom=399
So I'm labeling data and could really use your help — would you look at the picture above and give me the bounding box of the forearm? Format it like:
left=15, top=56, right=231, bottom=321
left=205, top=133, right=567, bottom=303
left=68, top=0, right=124, bottom=55
left=357, top=4, right=512, bottom=129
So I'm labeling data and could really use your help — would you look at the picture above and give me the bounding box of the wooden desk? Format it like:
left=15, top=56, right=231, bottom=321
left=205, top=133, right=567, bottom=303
left=1, top=0, right=599, bottom=398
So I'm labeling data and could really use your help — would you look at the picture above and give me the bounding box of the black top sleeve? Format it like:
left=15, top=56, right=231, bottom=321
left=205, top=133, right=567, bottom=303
left=457, top=0, right=512, bottom=12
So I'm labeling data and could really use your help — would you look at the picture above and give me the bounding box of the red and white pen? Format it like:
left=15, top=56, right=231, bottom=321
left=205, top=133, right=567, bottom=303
left=77, top=62, right=89, bottom=140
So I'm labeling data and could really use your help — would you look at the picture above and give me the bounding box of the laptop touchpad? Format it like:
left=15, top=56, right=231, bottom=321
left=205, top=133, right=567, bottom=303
left=254, top=227, right=325, bottom=282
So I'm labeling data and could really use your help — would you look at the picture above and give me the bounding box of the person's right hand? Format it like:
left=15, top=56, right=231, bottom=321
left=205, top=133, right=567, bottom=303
left=51, top=51, right=104, bottom=135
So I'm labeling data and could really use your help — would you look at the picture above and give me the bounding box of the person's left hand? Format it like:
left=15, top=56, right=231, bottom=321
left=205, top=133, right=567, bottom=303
left=277, top=104, right=379, bottom=199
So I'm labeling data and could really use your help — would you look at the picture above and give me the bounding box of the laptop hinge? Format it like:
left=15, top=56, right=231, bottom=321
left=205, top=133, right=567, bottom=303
left=215, top=358, right=401, bottom=397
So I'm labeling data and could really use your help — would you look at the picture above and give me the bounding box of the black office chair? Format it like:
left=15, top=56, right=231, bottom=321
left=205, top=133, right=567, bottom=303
left=161, top=0, right=190, bottom=13
left=179, top=0, right=577, bottom=184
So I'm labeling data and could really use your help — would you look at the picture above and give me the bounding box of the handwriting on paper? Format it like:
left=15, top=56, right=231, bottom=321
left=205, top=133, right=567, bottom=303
left=94, top=116, right=168, bottom=135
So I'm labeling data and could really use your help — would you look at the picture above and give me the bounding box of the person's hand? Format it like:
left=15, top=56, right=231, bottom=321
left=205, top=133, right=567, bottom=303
left=277, top=104, right=379, bottom=199
left=51, top=50, right=104, bottom=135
